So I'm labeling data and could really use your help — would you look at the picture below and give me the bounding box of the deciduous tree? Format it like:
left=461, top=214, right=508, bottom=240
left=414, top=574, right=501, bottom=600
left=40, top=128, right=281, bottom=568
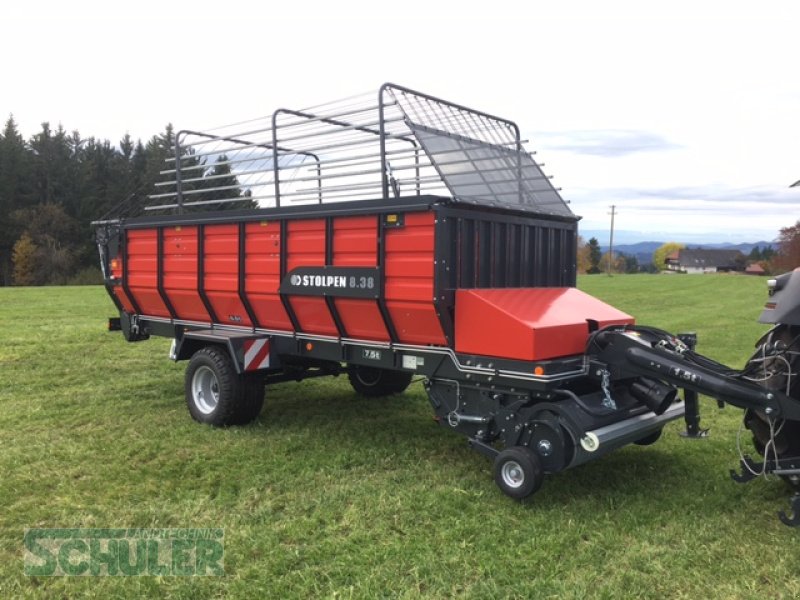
left=11, top=232, right=36, bottom=286
left=774, top=221, right=800, bottom=273
left=652, top=242, right=685, bottom=271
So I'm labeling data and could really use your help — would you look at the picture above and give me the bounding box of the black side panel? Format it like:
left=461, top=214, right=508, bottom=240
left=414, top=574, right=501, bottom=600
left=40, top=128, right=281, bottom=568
left=156, top=227, right=177, bottom=319
left=238, top=221, right=259, bottom=327
left=197, top=225, right=218, bottom=322
left=120, top=228, right=142, bottom=315
left=440, top=205, right=577, bottom=293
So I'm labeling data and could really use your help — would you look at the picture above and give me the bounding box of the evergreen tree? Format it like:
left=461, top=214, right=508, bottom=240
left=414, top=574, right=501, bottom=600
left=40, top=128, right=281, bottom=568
left=0, top=115, right=34, bottom=285
left=587, top=237, right=602, bottom=274
left=576, top=236, right=591, bottom=274
left=622, top=253, right=639, bottom=273
left=29, top=122, right=72, bottom=207
left=199, top=154, right=255, bottom=210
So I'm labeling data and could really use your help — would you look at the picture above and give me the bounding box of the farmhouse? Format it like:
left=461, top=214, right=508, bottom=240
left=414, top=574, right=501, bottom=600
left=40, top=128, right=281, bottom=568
left=745, top=263, right=766, bottom=275
left=665, top=248, right=745, bottom=274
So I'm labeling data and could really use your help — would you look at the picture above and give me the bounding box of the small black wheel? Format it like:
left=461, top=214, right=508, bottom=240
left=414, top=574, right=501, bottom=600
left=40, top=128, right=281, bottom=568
left=493, top=446, right=544, bottom=500
left=347, top=365, right=412, bottom=397
left=185, top=346, right=263, bottom=426
left=634, top=428, right=662, bottom=446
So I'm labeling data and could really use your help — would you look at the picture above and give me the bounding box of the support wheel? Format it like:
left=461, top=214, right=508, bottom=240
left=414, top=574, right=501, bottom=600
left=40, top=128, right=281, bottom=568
left=493, top=446, right=544, bottom=500
left=347, top=365, right=412, bottom=397
left=634, top=428, right=662, bottom=446
left=185, top=346, right=264, bottom=426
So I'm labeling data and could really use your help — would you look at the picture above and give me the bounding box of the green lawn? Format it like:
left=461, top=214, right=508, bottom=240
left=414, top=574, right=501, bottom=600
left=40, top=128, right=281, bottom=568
left=2, top=275, right=800, bottom=598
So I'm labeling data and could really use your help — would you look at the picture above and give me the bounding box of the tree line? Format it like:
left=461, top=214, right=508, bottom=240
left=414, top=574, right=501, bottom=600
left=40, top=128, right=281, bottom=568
left=577, top=226, right=799, bottom=275
left=1, top=112, right=798, bottom=285
left=0, top=117, right=250, bottom=286
left=576, top=237, right=650, bottom=274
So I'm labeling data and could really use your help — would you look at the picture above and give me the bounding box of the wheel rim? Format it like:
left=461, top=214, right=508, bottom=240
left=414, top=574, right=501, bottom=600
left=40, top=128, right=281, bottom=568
left=192, top=365, right=220, bottom=414
left=501, top=460, right=525, bottom=489
left=355, top=367, right=382, bottom=387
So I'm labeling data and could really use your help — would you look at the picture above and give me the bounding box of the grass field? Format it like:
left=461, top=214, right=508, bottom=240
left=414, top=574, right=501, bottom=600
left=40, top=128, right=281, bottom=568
left=2, top=275, right=800, bottom=598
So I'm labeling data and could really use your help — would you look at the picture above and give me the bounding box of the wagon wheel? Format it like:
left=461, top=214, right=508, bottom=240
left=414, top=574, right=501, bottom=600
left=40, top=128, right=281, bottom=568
left=347, top=365, right=412, bottom=397
left=185, top=346, right=264, bottom=426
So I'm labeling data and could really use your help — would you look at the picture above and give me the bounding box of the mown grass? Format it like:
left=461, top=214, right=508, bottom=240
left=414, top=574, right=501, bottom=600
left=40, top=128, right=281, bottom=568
left=2, top=275, right=800, bottom=598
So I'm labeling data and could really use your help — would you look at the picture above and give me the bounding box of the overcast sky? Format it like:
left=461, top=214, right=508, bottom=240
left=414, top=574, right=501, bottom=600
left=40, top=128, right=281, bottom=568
left=4, top=1, right=799, bottom=243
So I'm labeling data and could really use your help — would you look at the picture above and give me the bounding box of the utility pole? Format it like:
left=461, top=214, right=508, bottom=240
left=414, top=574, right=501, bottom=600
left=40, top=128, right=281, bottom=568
left=607, top=205, right=617, bottom=276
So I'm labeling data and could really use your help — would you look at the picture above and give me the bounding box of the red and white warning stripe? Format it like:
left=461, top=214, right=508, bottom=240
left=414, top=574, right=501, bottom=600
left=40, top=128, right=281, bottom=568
left=243, top=338, right=270, bottom=372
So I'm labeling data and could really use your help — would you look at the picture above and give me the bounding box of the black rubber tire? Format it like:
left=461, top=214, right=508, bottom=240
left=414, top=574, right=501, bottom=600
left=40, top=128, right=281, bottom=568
left=185, top=346, right=263, bottom=426
left=747, top=410, right=800, bottom=490
left=493, top=446, right=544, bottom=500
left=347, top=365, right=412, bottom=397
left=634, top=428, right=663, bottom=446
left=234, top=376, right=265, bottom=425
left=745, top=325, right=800, bottom=488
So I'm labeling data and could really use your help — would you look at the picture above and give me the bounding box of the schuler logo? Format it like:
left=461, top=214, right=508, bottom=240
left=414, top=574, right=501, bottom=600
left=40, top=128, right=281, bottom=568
left=24, top=528, right=224, bottom=576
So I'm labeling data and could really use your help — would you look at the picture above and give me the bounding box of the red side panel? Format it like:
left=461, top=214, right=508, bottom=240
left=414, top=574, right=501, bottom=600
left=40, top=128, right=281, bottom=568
left=455, top=288, right=635, bottom=361
left=332, top=215, right=388, bottom=340
left=162, top=226, right=209, bottom=322
left=384, top=212, right=447, bottom=346
left=244, top=221, right=292, bottom=330
left=286, top=219, right=337, bottom=335
left=204, top=224, right=252, bottom=327
left=126, top=229, right=169, bottom=317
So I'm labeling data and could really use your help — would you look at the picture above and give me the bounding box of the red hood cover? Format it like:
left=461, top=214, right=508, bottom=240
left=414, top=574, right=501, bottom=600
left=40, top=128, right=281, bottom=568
left=454, top=288, right=634, bottom=362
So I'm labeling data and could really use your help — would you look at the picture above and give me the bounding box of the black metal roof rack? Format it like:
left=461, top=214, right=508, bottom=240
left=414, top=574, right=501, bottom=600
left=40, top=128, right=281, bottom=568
left=142, top=83, right=574, bottom=219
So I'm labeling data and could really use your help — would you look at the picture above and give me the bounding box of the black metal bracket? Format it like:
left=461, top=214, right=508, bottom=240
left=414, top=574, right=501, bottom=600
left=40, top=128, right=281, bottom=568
left=730, top=455, right=800, bottom=527
left=468, top=437, right=499, bottom=460
left=730, top=456, right=764, bottom=483
left=779, top=495, right=800, bottom=527
left=731, top=455, right=800, bottom=483
left=676, top=332, right=710, bottom=439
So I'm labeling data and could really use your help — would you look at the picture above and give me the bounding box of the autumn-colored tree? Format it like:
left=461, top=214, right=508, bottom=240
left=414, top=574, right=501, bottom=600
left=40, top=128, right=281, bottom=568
left=652, top=242, right=685, bottom=271
left=599, top=252, right=633, bottom=274
left=773, top=221, right=800, bottom=273
left=12, top=232, right=36, bottom=286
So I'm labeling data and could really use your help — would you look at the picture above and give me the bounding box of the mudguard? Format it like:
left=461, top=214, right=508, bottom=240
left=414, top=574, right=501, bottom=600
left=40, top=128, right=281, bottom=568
left=760, top=268, right=800, bottom=325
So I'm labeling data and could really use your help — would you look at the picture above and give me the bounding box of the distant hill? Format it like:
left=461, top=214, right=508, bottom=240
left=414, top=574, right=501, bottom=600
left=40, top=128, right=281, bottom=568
left=597, top=241, right=775, bottom=266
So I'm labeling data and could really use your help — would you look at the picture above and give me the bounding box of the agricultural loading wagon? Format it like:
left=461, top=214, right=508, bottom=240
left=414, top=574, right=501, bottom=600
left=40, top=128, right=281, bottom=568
left=94, top=84, right=800, bottom=521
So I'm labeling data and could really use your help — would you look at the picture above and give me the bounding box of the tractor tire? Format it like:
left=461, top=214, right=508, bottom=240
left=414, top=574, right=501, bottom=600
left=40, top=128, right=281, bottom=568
left=745, top=325, right=800, bottom=488
left=347, top=365, right=412, bottom=397
left=185, top=346, right=264, bottom=426
left=493, top=446, right=544, bottom=500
